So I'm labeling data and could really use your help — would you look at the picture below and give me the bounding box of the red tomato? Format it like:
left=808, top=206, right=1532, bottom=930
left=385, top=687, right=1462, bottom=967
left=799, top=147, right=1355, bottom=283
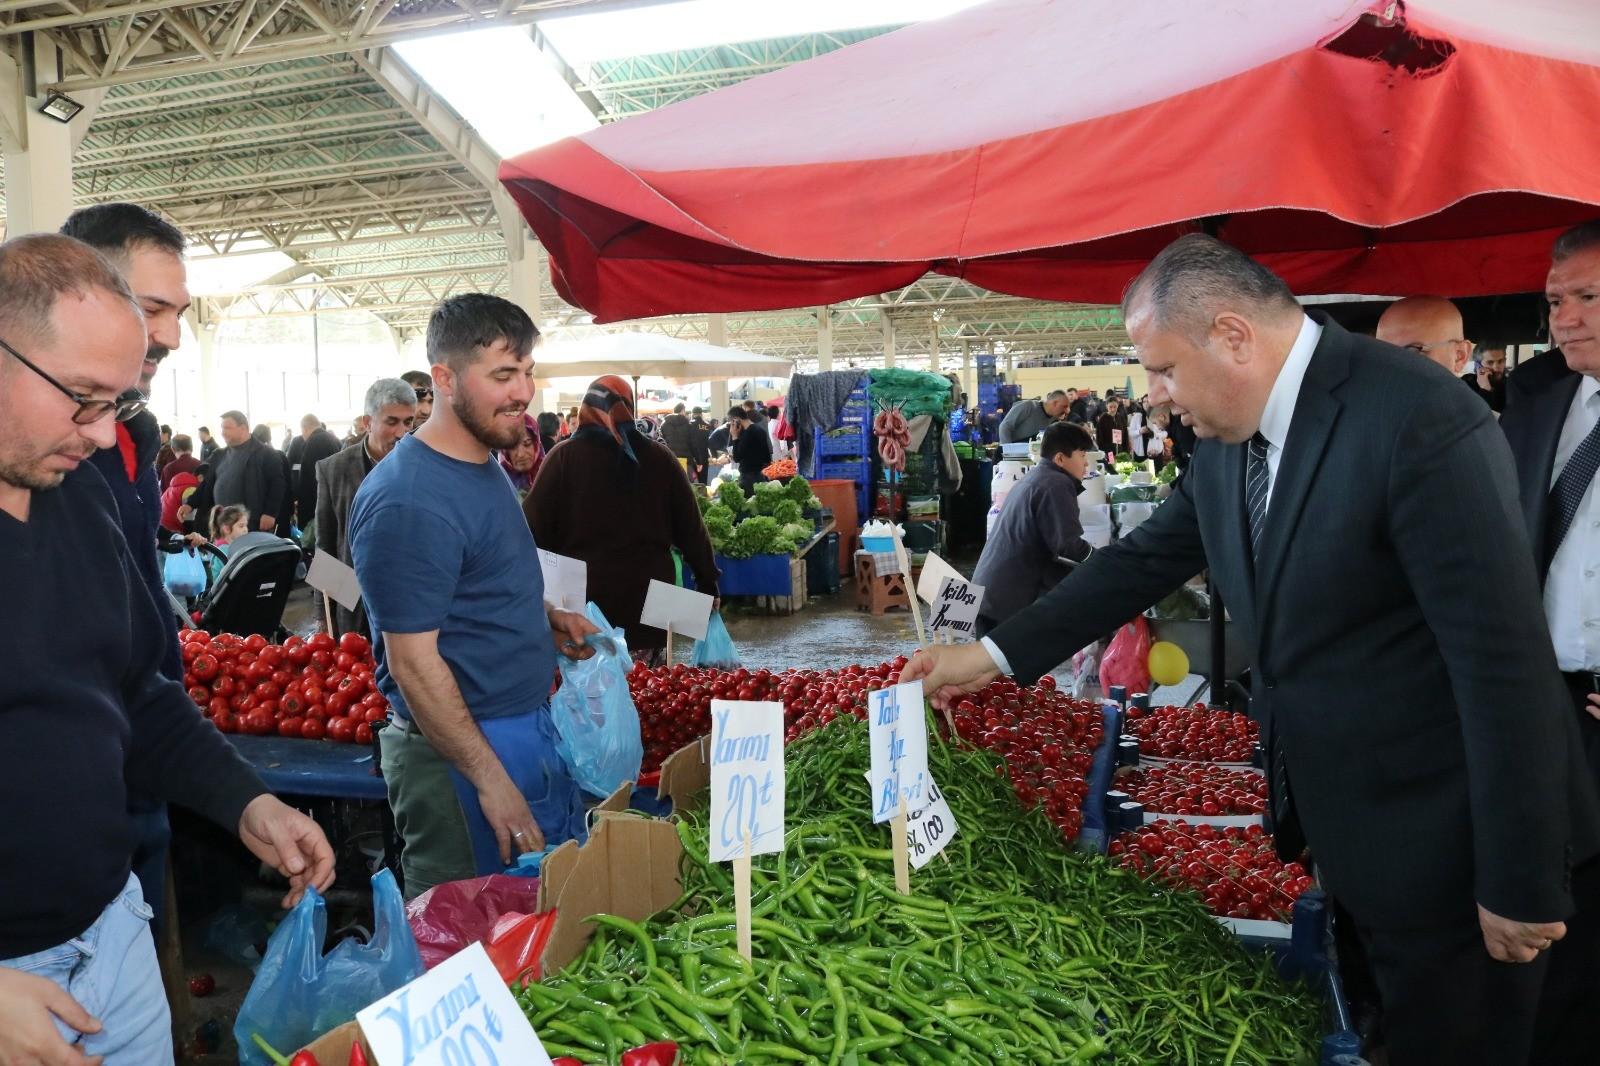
left=300, top=718, right=327, bottom=741
left=269, top=670, right=293, bottom=689
left=244, top=709, right=275, bottom=735
left=327, top=716, right=357, bottom=743
left=280, top=692, right=307, bottom=718
left=277, top=716, right=305, bottom=738
left=337, top=632, right=372, bottom=658
left=207, top=697, right=231, bottom=720
left=354, top=722, right=374, bottom=745
left=309, top=650, right=333, bottom=672
left=333, top=651, right=356, bottom=673
left=307, top=633, right=335, bottom=652
left=181, top=642, right=204, bottom=664
left=245, top=660, right=273, bottom=684
left=186, top=686, right=209, bottom=706
left=189, top=654, right=219, bottom=683
left=337, top=675, right=366, bottom=699
left=243, top=634, right=268, bottom=652
left=364, top=706, right=386, bottom=724
left=211, top=675, right=238, bottom=699
left=286, top=643, right=312, bottom=668
left=253, top=681, right=281, bottom=703
left=325, top=691, right=350, bottom=717
left=212, top=711, right=238, bottom=734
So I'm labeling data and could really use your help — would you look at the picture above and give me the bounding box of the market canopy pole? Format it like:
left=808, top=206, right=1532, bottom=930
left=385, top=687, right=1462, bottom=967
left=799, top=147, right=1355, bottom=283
left=501, top=0, right=1600, bottom=322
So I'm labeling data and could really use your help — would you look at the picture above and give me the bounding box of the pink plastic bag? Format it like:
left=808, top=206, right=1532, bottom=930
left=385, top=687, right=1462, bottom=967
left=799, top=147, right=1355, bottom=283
left=1099, top=616, right=1153, bottom=694
left=405, top=875, right=543, bottom=971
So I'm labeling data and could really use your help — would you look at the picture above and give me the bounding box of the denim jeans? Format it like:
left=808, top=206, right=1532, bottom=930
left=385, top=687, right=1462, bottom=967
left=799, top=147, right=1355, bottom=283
left=0, top=874, right=171, bottom=1063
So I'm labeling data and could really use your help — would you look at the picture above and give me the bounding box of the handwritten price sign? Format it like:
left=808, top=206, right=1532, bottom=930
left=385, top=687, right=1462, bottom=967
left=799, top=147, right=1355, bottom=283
left=906, top=774, right=959, bottom=868
left=928, top=576, right=984, bottom=642
left=358, top=942, right=552, bottom=1066
left=868, top=681, right=931, bottom=824
left=709, top=700, right=785, bottom=862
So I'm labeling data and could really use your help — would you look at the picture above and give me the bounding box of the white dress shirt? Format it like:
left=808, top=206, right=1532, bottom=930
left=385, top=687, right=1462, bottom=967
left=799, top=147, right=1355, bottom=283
left=1544, top=375, right=1600, bottom=673
left=979, top=315, right=1323, bottom=677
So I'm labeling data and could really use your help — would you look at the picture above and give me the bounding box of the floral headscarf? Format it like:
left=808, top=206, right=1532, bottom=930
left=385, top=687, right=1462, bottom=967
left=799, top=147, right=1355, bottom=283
left=498, top=413, right=544, bottom=493
left=578, top=375, right=641, bottom=464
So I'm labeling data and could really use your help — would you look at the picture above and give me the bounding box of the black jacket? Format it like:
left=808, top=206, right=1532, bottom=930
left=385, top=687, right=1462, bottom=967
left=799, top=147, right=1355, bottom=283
left=732, top=423, right=773, bottom=486
left=971, top=462, right=1088, bottom=628
left=1499, top=350, right=1583, bottom=583
left=199, top=438, right=288, bottom=532
left=288, top=428, right=343, bottom=529
left=989, top=315, right=1600, bottom=928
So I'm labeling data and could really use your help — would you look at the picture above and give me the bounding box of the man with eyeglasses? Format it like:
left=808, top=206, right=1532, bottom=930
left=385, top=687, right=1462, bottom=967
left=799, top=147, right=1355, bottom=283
left=1376, top=295, right=1476, bottom=378
left=402, top=370, right=434, bottom=431
left=0, top=234, right=335, bottom=1064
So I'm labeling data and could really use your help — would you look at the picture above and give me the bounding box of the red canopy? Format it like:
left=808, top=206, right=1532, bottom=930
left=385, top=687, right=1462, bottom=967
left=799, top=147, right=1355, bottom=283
left=500, top=0, right=1600, bottom=322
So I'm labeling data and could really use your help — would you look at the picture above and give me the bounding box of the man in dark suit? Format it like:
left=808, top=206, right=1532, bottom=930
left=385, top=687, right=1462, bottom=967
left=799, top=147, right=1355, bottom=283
left=905, top=234, right=1600, bottom=1065
left=314, top=378, right=416, bottom=638
left=1499, top=218, right=1600, bottom=1060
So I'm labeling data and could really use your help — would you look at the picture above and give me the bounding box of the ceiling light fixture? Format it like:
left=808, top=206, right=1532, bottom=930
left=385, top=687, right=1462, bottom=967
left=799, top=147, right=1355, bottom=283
left=38, top=91, right=84, bottom=123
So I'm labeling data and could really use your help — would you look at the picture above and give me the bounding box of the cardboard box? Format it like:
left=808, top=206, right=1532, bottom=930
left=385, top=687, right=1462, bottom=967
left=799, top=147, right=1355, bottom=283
left=656, top=734, right=712, bottom=813
left=301, top=1020, right=373, bottom=1063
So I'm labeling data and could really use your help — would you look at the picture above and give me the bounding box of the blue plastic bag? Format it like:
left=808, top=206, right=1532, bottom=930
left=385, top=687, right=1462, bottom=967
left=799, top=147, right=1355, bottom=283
left=233, top=869, right=424, bottom=1064
left=550, top=602, right=644, bottom=798
left=690, top=611, right=742, bottom=669
left=162, top=547, right=206, bottom=598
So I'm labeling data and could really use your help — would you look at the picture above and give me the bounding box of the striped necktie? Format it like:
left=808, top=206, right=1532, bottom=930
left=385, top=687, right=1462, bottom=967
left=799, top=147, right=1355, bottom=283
left=1245, top=432, right=1271, bottom=567
left=1548, top=404, right=1600, bottom=559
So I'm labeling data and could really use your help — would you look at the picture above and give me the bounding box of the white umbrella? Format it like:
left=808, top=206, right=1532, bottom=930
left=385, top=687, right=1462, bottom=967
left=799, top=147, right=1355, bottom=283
left=534, top=331, right=793, bottom=387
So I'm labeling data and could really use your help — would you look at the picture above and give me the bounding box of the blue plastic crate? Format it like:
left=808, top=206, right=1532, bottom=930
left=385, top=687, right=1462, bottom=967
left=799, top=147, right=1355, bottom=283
left=815, top=427, right=868, bottom=457
left=715, top=552, right=794, bottom=597
left=818, top=459, right=870, bottom=482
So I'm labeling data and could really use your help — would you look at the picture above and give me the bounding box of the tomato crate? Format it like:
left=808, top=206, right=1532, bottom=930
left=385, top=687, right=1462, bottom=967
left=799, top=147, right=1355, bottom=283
left=1241, top=890, right=1369, bottom=1066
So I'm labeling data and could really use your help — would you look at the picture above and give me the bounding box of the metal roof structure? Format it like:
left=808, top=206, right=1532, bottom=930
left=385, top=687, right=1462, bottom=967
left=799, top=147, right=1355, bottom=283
left=0, top=2, right=1129, bottom=363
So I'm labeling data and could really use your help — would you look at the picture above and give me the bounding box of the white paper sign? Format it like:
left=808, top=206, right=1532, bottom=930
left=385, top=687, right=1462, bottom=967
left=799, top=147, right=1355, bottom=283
left=306, top=550, right=362, bottom=612
left=709, top=700, right=785, bottom=862
left=640, top=579, right=714, bottom=641
left=357, top=941, right=552, bottom=1066
left=537, top=549, right=587, bottom=613
left=914, top=551, right=964, bottom=604
left=868, top=681, right=931, bottom=823
left=928, top=577, right=984, bottom=641
left=906, top=774, right=959, bottom=868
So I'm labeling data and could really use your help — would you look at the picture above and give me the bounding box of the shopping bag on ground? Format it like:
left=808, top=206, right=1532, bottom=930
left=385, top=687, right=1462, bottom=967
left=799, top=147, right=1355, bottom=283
left=689, top=611, right=741, bottom=669
left=550, top=602, right=645, bottom=797
left=1099, top=615, right=1153, bottom=695
left=163, top=546, right=207, bottom=598
left=405, top=873, right=544, bottom=971
left=234, top=869, right=424, bottom=1064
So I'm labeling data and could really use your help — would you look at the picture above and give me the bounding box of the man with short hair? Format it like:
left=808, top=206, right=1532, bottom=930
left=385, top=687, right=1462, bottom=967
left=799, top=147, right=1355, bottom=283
left=401, top=370, right=434, bottom=430
left=160, top=434, right=200, bottom=491
left=155, top=424, right=176, bottom=474
left=197, top=425, right=218, bottom=460
left=0, top=233, right=334, bottom=1065
left=204, top=411, right=286, bottom=533
left=350, top=294, right=599, bottom=899
left=1376, top=295, right=1473, bottom=376
left=727, top=404, right=773, bottom=494
left=315, top=379, right=417, bottom=638
left=1500, top=219, right=1600, bottom=1060
left=972, top=421, right=1094, bottom=634
left=998, top=388, right=1070, bottom=443
left=1468, top=342, right=1509, bottom=412
left=688, top=407, right=711, bottom=485
left=286, top=413, right=342, bottom=532
left=660, top=402, right=694, bottom=465
left=906, top=233, right=1600, bottom=1066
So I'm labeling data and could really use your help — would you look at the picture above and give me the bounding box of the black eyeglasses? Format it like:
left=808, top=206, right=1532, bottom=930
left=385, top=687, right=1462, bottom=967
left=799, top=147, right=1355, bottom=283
left=413, top=387, right=433, bottom=401
left=0, top=335, right=148, bottom=425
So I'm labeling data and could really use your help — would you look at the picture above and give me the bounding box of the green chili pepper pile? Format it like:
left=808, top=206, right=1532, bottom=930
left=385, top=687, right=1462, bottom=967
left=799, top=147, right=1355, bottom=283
left=522, top=717, right=1322, bottom=1065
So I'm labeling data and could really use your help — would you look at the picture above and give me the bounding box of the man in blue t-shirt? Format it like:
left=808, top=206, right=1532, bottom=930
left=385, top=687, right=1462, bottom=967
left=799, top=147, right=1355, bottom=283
left=349, top=293, right=598, bottom=898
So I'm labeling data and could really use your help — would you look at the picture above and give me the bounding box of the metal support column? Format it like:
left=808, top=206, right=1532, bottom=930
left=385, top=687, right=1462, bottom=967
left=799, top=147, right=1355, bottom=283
left=817, top=306, right=834, bottom=372
left=882, top=314, right=896, bottom=368
left=708, top=313, right=730, bottom=417
left=0, top=40, right=101, bottom=235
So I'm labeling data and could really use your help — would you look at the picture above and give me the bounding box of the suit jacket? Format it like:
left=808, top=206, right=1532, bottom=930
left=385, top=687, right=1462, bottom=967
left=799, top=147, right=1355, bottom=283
left=1499, top=349, right=1584, bottom=582
left=289, top=428, right=344, bottom=529
left=990, top=314, right=1600, bottom=928
left=314, top=440, right=373, bottom=639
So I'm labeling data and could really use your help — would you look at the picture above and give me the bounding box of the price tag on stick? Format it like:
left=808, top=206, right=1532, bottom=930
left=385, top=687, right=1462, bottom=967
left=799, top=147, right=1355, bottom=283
left=928, top=576, right=984, bottom=642
left=641, top=580, right=714, bottom=641
left=709, top=700, right=786, bottom=961
left=906, top=774, right=959, bottom=869
left=358, top=941, right=553, bottom=1066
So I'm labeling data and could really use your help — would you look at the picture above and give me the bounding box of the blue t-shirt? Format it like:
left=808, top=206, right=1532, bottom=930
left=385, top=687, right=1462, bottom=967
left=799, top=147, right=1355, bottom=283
left=348, top=434, right=554, bottom=721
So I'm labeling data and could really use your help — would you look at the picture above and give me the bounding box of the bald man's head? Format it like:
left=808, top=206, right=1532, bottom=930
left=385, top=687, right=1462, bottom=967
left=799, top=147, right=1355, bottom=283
left=1376, top=296, right=1470, bottom=374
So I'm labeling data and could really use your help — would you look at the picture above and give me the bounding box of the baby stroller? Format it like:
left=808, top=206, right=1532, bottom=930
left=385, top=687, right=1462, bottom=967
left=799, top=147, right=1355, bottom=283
left=165, top=536, right=303, bottom=639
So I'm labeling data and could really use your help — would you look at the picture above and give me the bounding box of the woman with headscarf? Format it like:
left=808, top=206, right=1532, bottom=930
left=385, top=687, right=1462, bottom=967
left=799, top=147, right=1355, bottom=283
left=525, top=376, right=720, bottom=661
left=498, top=413, right=545, bottom=499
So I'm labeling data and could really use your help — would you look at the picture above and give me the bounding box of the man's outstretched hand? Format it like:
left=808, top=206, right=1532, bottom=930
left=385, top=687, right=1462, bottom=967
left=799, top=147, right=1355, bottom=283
left=900, top=643, right=1004, bottom=708
left=238, top=795, right=336, bottom=909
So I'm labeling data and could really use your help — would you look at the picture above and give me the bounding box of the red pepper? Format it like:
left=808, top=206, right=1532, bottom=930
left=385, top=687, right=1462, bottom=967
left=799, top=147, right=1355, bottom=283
left=347, top=1043, right=370, bottom=1066
left=290, top=1054, right=321, bottom=1066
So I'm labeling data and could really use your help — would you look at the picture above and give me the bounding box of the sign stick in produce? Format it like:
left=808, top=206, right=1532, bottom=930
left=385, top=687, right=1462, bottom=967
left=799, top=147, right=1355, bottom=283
left=709, top=699, right=786, bottom=960
left=888, top=526, right=929, bottom=648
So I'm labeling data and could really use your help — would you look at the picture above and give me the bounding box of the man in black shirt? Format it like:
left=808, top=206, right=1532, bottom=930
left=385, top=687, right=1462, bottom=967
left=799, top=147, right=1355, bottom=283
left=204, top=410, right=287, bottom=532
left=728, top=405, right=773, bottom=494
left=0, top=235, right=333, bottom=1063
left=287, top=414, right=343, bottom=531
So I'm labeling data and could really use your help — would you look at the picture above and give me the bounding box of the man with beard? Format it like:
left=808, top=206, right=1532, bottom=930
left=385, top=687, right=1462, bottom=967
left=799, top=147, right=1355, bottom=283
left=314, top=379, right=417, bottom=638
left=60, top=204, right=200, bottom=931
left=348, top=295, right=600, bottom=899
left=401, top=370, right=434, bottom=431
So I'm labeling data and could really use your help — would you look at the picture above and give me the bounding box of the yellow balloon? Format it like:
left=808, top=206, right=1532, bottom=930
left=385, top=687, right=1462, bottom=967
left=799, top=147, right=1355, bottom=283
left=1148, top=641, right=1190, bottom=687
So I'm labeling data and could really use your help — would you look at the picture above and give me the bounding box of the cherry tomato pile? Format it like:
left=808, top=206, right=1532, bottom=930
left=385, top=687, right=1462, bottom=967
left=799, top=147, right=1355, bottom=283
left=1125, top=703, right=1258, bottom=762
left=945, top=675, right=1099, bottom=842
left=627, top=660, right=1097, bottom=841
left=179, top=629, right=389, bottom=743
left=1118, top=762, right=1267, bottom=817
left=1109, top=820, right=1313, bottom=922
left=629, top=658, right=917, bottom=773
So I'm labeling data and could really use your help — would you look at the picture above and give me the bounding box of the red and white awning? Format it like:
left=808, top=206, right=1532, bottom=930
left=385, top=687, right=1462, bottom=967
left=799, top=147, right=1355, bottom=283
left=500, top=0, right=1600, bottom=321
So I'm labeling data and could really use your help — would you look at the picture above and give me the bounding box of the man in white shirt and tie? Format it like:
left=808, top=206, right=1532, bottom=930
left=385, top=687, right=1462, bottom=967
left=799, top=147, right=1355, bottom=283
left=907, top=233, right=1600, bottom=1065
left=1500, top=218, right=1600, bottom=1059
